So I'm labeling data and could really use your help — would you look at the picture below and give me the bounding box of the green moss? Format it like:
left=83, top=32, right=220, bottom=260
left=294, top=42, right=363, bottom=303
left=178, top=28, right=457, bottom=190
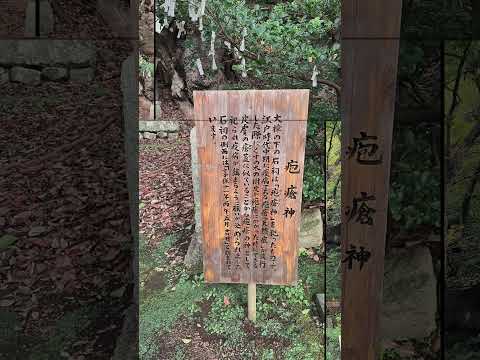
left=140, top=279, right=206, bottom=359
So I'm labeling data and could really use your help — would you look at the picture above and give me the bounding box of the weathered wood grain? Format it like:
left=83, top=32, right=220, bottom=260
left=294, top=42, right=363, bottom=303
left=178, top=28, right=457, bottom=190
left=342, top=0, right=402, bottom=38
left=341, top=1, right=402, bottom=358
left=194, top=90, right=309, bottom=285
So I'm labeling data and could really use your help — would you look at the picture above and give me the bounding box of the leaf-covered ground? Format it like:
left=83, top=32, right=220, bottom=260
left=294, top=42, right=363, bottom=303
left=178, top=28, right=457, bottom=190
left=0, top=40, right=134, bottom=359
left=139, top=127, right=195, bottom=247
left=0, top=0, right=26, bottom=36
left=49, top=0, right=115, bottom=38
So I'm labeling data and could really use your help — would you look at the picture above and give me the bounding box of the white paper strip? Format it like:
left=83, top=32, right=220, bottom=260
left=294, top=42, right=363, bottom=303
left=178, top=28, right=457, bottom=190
left=189, top=0, right=198, bottom=21
left=199, top=0, right=207, bottom=16
left=241, top=57, right=247, bottom=78
left=176, top=20, right=186, bottom=38
left=209, top=31, right=216, bottom=55
left=209, top=31, right=217, bottom=71
left=167, top=0, right=176, bottom=17
left=196, top=58, right=204, bottom=76
left=240, top=28, right=247, bottom=52
left=155, top=19, right=162, bottom=33
left=212, top=56, right=217, bottom=71
left=311, top=65, right=319, bottom=88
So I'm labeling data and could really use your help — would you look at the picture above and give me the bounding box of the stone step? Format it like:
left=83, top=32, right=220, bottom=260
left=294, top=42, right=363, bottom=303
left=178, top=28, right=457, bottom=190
left=139, top=120, right=179, bottom=133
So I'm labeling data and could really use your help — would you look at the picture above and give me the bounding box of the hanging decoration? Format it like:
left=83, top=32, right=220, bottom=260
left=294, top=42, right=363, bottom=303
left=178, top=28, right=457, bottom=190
left=199, top=0, right=207, bottom=17
left=155, top=18, right=162, bottom=33
left=233, top=47, right=240, bottom=60
left=189, top=0, right=199, bottom=22
left=209, top=31, right=217, bottom=71
left=197, top=0, right=207, bottom=30
left=311, top=65, right=319, bottom=88
left=196, top=58, right=205, bottom=76
left=162, top=0, right=176, bottom=18
left=155, top=16, right=169, bottom=34
left=176, top=20, right=186, bottom=38
left=241, top=57, right=247, bottom=78
left=240, top=28, right=247, bottom=52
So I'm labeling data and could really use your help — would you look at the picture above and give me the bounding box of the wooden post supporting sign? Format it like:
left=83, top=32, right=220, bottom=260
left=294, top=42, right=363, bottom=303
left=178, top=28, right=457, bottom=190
left=341, top=1, right=403, bottom=359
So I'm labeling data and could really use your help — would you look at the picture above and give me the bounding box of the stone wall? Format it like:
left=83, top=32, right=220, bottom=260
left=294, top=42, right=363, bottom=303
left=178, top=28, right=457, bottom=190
left=0, top=40, right=96, bottom=84
left=138, top=120, right=180, bottom=140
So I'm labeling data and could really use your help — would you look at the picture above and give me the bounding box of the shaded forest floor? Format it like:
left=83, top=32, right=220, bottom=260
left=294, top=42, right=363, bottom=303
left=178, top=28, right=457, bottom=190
left=0, top=40, right=133, bottom=359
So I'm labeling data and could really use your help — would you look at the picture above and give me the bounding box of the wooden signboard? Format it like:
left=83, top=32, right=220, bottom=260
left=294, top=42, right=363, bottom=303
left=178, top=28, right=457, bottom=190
left=340, top=0, right=402, bottom=359
left=194, top=90, right=309, bottom=285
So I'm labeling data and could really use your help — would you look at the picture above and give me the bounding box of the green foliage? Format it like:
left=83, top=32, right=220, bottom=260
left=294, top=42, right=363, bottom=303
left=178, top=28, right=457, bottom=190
left=390, top=169, right=441, bottom=229
left=284, top=336, right=322, bottom=360
left=139, top=54, right=154, bottom=79
left=158, top=0, right=339, bottom=89
left=174, top=345, right=187, bottom=360
left=260, top=348, right=275, bottom=360
left=325, top=315, right=341, bottom=359
left=204, top=298, right=246, bottom=346
left=206, top=0, right=339, bottom=86
left=402, top=0, right=471, bottom=39
left=303, top=157, right=324, bottom=202
left=139, top=233, right=175, bottom=270
left=446, top=335, right=480, bottom=360
left=325, top=120, right=341, bottom=225
left=325, top=247, right=341, bottom=301
left=139, top=233, right=206, bottom=359
left=298, top=255, right=324, bottom=297
left=389, top=127, right=441, bottom=230
left=140, top=279, right=205, bottom=359
left=382, top=348, right=402, bottom=360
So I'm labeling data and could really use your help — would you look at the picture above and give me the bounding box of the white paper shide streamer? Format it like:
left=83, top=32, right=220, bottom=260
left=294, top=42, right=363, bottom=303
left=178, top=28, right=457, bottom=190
left=241, top=57, right=247, bottom=78
left=156, top=16, right=169, bottom=34
left=209, top=31, right=217, bottom=71
left=176, top=20, right=185, bottom=38
left=188, top=0, right=199, bottom=22
left=187, top=0, right=208, bottom=32
left=233, top=47, right=240, bottom=60
left=155, top=18, right=162, bottom=33
left=197, top=0, right=207, bottom=30
left=196, top=58, right=204, bottom=76
left=240, top=28, right=247, bottom=52
left=311, top=65, right=319, bottom=88
left=163, top=0, right=176, bottom=17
